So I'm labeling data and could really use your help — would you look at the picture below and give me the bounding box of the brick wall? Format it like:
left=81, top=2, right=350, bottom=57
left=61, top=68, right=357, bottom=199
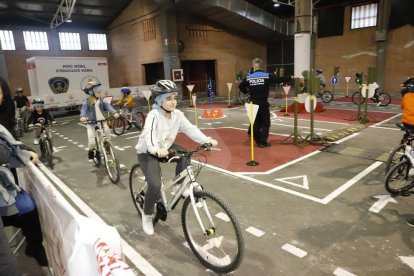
left=315, top=6, right=414, bottom=95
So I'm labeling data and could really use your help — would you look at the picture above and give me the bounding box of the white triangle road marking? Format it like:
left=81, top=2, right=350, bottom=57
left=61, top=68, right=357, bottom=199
left=400, top=256, right=414, bottom=271
left=275, top=175, right=309, bottom=189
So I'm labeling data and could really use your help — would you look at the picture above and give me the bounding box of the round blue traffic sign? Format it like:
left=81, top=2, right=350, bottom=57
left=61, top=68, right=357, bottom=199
left=331, top=76, right=338, bottom=85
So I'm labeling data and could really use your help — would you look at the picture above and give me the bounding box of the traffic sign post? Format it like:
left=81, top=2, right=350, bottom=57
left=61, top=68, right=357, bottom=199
left=192, top=93, right=198, bottom=127
left=227, top=82, right=233, bottom=108
left=344, top=76, right=351, bottom=97
left=331, top=76, right=338, bottom=97
left=186, top=84, right=195, bottom=107
left=142, top=90, right=152, bottom=112
left=282, top=85, right=291, bottom=116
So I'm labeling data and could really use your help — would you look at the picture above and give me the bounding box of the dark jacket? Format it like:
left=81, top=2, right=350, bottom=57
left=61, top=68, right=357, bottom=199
left=27, top=109, right=54, bottom=126
left=239, top=70, right=291, bottom=102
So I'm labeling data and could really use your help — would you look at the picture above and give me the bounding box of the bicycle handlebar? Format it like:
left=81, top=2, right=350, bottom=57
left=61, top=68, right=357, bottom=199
left=157, top=143, right=213, bottom=163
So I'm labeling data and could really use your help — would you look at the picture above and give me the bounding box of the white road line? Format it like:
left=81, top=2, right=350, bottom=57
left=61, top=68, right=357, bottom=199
left=371, top=112, right=401, bottom=127
left=271, top=122, right=331, bottom=131
left=321, top=161, right=382, bottom=204
left=126, top=135, right=140, bottom=140
left=245, top=226, right=265, bottom=237
left=335, top=133, right=359, bottom=144
left=333, top=267, right=357, bottom=276
left=281, top=243, right=307, bottom=258
left=38, top=164, right=162, bottom=276
left=281, top=116, right=350, bottom=125
left=215, top=212, right=230, bottom=222
left=370, top=125, right=400, bottom=131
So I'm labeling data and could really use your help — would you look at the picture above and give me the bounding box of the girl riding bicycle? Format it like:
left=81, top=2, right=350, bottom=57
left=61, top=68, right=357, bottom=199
left=80, top=81, right=120, bottom=161
left=114, top=87, right=136, bottom=130
left=135, top=79, right=218, bottom=235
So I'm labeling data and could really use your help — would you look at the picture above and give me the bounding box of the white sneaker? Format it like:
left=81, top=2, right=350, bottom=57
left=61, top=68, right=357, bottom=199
left=33, top=138, right=39, bottom=145
left=142, top=215, right=154, bottom=235
left=376, top=102, right=381, bottom=107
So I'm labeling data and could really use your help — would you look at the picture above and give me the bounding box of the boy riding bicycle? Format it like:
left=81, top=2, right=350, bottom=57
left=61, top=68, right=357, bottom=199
left=114, top=87, right=137, bottom=130
left=27, top=98, right=55, bottom=145
left=135, top=79, right=218, bottom=235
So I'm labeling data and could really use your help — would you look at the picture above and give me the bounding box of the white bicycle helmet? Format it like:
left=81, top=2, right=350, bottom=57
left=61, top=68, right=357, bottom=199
left=151, top=80, right=179, bottom=98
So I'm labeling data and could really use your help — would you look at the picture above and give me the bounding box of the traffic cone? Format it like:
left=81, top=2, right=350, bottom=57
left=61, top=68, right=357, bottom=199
left=216, top=108, right=223, bottom=118
left=201, top=109, right=209, bottom=119
left=209, top=108, right=215, bottom=118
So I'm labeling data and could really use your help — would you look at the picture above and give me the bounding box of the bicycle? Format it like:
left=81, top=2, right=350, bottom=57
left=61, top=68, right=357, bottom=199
left=86, top=119, right=121, bottom=184
left=129, top=144, right=245, bottom=273
left=316, top=89, right=333, bottom=103
left=351, top=89, right=391, bottom=106
left=30, top=123, right=54, bottom=169
left=112, top=109, right=145, bottom=136
left=384, top=133, right=414, bottom=196
left=384, top=123, right=414, bottom=173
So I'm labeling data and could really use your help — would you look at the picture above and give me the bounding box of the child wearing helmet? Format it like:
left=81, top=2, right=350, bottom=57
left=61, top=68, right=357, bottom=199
left=315, top=69, right=327, bottom=88
left=114, top=87, right=137, bottom=130
left=80, top=81, right=120, bottom=160
left=135, top=80, right=218, bottom=235
left=27, top=99, right=55, bottom=145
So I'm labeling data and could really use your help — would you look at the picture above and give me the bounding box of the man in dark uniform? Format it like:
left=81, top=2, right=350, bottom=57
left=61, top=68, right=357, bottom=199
left=239, top=58, right=292, bottom=148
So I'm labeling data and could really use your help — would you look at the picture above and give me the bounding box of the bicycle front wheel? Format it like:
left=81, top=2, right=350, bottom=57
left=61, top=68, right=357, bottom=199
left=385, top=145, right=406, bottom=173
left=129, top=163, right=147, bottom=218
left=321, top=91, right=333, bottom=103
left=351, top=92, right=365, bottom=105
left=384, top=159, right=414, bottom=195
left=112, top=117, right=126, bottom=136
left=181, top=190, right=244, bottom=274
left=43, top=139, right=54, bottom=169
left=102, top=141, right=120, bottom=183
left=378, top=92, right=391, bottom=106
left=133, top=112, right=146, bottom=131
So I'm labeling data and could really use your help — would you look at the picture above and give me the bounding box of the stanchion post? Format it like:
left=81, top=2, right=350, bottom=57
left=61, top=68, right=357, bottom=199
left=345, top=76, right=351, bottom=97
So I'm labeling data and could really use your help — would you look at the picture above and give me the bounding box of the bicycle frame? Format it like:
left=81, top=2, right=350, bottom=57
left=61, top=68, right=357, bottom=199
left=158, top=158, right=214, bottom=233
left=94, top=121, right=107, bottom=152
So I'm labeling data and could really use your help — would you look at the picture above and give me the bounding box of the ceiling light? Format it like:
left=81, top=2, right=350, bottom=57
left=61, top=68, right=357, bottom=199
left=66, top=19, right=72, bottom=23
left=273, top=3, right=280, bottom=7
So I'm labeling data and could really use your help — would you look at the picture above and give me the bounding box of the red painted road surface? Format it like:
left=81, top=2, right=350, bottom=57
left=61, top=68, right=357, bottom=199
left=175, top=128, right=322, bottom=173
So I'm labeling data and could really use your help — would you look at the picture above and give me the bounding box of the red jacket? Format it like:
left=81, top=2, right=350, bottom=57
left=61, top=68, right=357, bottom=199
left=401, top=92, right=414, bottom=125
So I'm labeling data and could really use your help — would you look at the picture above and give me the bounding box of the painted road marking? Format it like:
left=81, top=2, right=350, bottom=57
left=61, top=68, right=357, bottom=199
left=37, top=164, right=162, bottom=276
left=281, top=243, right=307, bottom=258
left=245, top=226, right=265, bottom=237
left=399, top=256, right=414, bottom=270
left=334, top=267, right=356, bottom=276
left=275, top=175, right=309, bottom=189
left=369, top=195, right=397, bottom=213
left=215, top=212, right=230, bottom=222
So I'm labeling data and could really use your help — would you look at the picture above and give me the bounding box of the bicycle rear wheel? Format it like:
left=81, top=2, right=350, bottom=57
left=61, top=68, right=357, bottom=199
left=378, top=92, right=391, bottom=106
left=384, top=145, right=405, bottom=173
left=129, top=164, right=147, bottom=218
left=384, top=159, right=414, bottom=195
left=102, top=141, right=120, bottom=183
left=112, top=117, right=126, bottom=136
left=351, top=91, right=365, bottom=105
left=321, top=91, right=333, bottom=103
left=181, top=190, right=244, bottom=274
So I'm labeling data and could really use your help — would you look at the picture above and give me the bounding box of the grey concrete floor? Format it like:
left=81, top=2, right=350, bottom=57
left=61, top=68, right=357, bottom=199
left=16, top=96, right=414, bottom=275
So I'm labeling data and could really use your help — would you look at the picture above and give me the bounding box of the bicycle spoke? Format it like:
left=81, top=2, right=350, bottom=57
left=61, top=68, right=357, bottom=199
left=129, top=164, right=147, bottom=217
left=385, top=160, right=414, bottom=194
left=181, top=190, right=244, bottom=273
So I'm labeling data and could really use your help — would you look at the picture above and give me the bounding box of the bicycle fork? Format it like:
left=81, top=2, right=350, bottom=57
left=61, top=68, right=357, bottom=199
left=188, top=183, right=216, bottom=236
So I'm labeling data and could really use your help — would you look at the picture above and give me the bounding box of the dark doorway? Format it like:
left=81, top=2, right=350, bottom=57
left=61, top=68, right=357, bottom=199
left=181, top=60, right=216, bottom=97
left=144, top=62, right=164, bottom=85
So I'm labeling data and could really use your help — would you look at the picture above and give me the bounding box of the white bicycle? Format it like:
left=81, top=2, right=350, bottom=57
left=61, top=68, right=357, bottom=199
left=129, top=144, right=245, bottom=273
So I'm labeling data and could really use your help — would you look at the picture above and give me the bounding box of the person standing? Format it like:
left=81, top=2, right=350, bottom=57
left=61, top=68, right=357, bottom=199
left=238, top=58, right=292, bottom=147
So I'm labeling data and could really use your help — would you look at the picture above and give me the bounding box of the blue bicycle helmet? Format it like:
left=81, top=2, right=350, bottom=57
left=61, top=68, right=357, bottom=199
left=121, top=87, right=131, bottom=94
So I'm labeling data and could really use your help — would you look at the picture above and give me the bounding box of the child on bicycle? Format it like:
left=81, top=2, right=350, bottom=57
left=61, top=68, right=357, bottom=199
left=27, top=98, right=55, bottom=145
left=80, top=81, right=120, bottom=161
left=114, top=87, right=136, bottom=130
left=135, top=80, right=218, bottom=235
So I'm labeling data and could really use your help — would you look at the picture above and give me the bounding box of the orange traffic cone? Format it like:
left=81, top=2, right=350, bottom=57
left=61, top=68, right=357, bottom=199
left=201, top=109, right=209, bottom=119
left=209, top=108, right=215, bottom=118
left=216, top=108, right=223, bottom=118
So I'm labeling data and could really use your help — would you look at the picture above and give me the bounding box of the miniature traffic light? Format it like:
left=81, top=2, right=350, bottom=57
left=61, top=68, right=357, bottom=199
left=334, top=66, right=340, bottom=77
left=355, top=72, right=362, bottom=84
